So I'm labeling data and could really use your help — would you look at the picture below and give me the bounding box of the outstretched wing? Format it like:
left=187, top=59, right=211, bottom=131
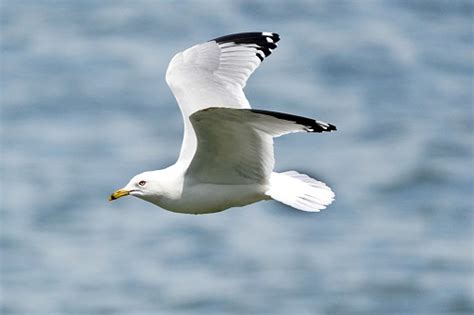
left=165, top=32, right=280, bottom=164
left=186, top=108, right=336, bottom=184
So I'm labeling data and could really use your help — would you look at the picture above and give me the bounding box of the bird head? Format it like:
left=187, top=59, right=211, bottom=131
left=109, top=171, right=162, bottom=203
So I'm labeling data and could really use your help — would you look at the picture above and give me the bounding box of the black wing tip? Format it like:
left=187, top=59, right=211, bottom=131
left=212, top=32, right=280, bottom=44
left=249, top=109, right=337, bottom=133
left=307, top=121, right=337, bottom=133
left=326, top=123, right=337, bottom=132
left=211, top=32, right=280, bottom=62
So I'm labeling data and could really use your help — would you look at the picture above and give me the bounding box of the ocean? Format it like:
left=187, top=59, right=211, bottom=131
left=1, top=0, right=473, bottom=314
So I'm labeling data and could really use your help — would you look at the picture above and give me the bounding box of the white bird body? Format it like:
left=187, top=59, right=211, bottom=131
left=110, top=32, right=337, bottom=214
left=162, top=181, right=267, bottom=214
left=133, top=165, right=268, bottom=214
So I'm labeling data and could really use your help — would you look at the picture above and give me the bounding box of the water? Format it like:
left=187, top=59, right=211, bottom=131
left=1, top=0, right=473, bottom=314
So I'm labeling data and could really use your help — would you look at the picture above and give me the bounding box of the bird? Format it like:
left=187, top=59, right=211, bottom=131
left=109, top=32, right=337, bottom=214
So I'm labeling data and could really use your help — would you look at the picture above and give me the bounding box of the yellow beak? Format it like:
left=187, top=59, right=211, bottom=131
left=109, top=189, right=129, bottom=201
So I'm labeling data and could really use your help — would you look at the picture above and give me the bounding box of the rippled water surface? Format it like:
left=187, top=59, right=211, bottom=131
left=1, top=1, right=473, bottom=314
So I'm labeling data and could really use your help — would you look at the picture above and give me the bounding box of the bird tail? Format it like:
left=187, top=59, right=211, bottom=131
left=266, top=171, right=335, bottom=212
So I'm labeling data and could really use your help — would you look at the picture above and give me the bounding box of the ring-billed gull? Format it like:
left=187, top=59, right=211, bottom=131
left=109, top=32, right=336, bottom=214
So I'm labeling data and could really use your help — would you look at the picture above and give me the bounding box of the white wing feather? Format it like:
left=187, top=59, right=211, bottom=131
left=165, top=32, right=280, bottom=164
left=186, top=108, right=336, bottom=184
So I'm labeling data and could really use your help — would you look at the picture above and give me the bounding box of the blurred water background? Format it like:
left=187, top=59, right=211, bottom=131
left=1, top=0, right=473, bottom=314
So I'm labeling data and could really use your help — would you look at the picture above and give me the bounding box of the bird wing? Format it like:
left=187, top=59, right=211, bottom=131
left=186, top=108, right=336, bottom=184
left=165, top=32, right=280, bottom=164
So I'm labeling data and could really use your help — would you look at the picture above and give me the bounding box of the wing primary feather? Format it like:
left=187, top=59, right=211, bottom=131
left=211, top=32, right=280, bottom=45
left=248, top=109, right=337, bottom=133
left=211, top=32, right=280, bottom=62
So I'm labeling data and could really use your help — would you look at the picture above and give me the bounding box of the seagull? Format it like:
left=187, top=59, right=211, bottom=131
left=109, top=32, right=336, bottom=214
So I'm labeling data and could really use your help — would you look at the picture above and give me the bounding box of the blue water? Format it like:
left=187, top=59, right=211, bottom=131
left=1, top=1, right=473, bottom=314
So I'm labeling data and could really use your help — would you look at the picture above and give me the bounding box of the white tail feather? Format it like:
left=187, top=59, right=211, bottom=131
left=266, top=171, right=335, bottom=212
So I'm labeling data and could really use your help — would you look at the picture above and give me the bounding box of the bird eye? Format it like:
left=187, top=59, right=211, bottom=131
left=138, top=180, right=146, bottom=186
